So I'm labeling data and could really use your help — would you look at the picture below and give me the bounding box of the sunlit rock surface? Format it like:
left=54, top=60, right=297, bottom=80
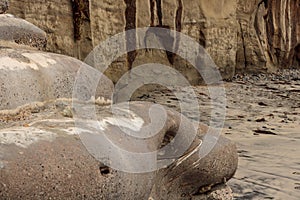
left=7, top=0, right=300, bottom=83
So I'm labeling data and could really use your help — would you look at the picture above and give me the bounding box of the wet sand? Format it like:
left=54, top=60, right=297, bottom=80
left=135, top=70, right=300, bottom=199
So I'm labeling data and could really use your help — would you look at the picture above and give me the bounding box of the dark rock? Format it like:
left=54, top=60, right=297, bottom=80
left=253, top=129, right=277, bottom=135
left=0, top=0, right=8, bottom=14
left=255, top=118, right=266, bottom=122
left=258, top=102, right=268, bottom=106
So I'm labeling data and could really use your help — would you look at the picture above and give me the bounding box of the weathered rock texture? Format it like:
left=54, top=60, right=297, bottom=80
left=0, top=48, right=113, bottom=110
left=0, top=0, right=8, bottom=14
left=0, top=14, right=46, bottom=49
left=7, top=0, right=93, bottom=60
left=236, top=0, right=300, bottom=73
left=0, top=100, right=238, bottom=199
left=7, top=0, right=300, bottom=83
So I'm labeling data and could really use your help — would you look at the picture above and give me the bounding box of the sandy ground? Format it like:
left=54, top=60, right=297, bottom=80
left=134, top=70, right=300, bottom=200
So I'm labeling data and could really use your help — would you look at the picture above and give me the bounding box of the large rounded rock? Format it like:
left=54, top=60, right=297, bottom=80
left=0, top=48, right=113, bottom=110
left=0, top=103, right=156, bottom=199
left=0, top=14, right=46, bottom=48
left=0, top=100, right=238, bottom=199
left=0, top=40, right=237, bottom=199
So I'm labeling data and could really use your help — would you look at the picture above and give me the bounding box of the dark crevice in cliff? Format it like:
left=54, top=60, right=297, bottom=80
left=254, top=0, right=266, bottom=53
left=265, top=0, right=274, bottom=59
left=124, top=0, right=136, bottom=31
left=156, top=0, right=163, bottom=26
left=289, top=0, right=300, bottom=67
left=149, top=0, right=163, bottom=27
left=150, top=0, right=155, bottom=26
left=124, top=0, right=137, bottom=70
left=239, top=22, right=248, bottom=69
left=175, top=0, right=183, bottom=32
left=71, top=0, right=90, bottom=41
left=147, top=0, right=174, bottom=64
left=199, top=30, right=206, bottom=48
left=82, top=0, right=90, bottom=20
left=264, top=0, right=279, bottom=66
left=168, top=0, right=183, bottom=65
left=290, top=0, right=300, bottom=67
left=295, top=44, right=300, bottom=66
left=175, top=0, right=183, bottom=48
left=263, top=0, right=300, bottom=68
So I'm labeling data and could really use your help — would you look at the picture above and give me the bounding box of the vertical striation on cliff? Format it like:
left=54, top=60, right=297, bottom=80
left=124, top=0, right=137, bottom=71
left=237, top=0, right=300, bottom=72
left=264, top=0, right=300, bottom=68
left=7, top=0, right=300, bottom=83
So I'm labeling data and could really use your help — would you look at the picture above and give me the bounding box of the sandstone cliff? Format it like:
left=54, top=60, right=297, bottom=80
left=236, top=0, right=300, bottom=73
left=8, top=0, right=300, bottom=83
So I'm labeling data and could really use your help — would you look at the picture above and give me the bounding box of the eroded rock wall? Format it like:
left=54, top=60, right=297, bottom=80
left=263, top=0, right=300, bottom=69
left=8, top=0, right=300, bottom=83
left=237, top=0, right=300, bottom=73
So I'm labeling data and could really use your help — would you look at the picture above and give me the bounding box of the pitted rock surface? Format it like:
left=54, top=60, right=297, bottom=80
left=0, top=48, right=113, bottom=110
left=0, top=100, right=238, bottom=200
left=0, top=14, right=46, bottom=49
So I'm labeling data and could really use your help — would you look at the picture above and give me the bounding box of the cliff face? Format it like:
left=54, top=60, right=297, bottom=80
left=237, top=0, right=300, bottom=73
left=7, top=0, right=93, bottom=60
left=8, top=0, right=300, bottom=83
left=264, top=0, right=300, bottom=69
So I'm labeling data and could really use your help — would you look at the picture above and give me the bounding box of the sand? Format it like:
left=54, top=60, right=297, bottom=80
left=134, top=70, right=300, bottom=199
